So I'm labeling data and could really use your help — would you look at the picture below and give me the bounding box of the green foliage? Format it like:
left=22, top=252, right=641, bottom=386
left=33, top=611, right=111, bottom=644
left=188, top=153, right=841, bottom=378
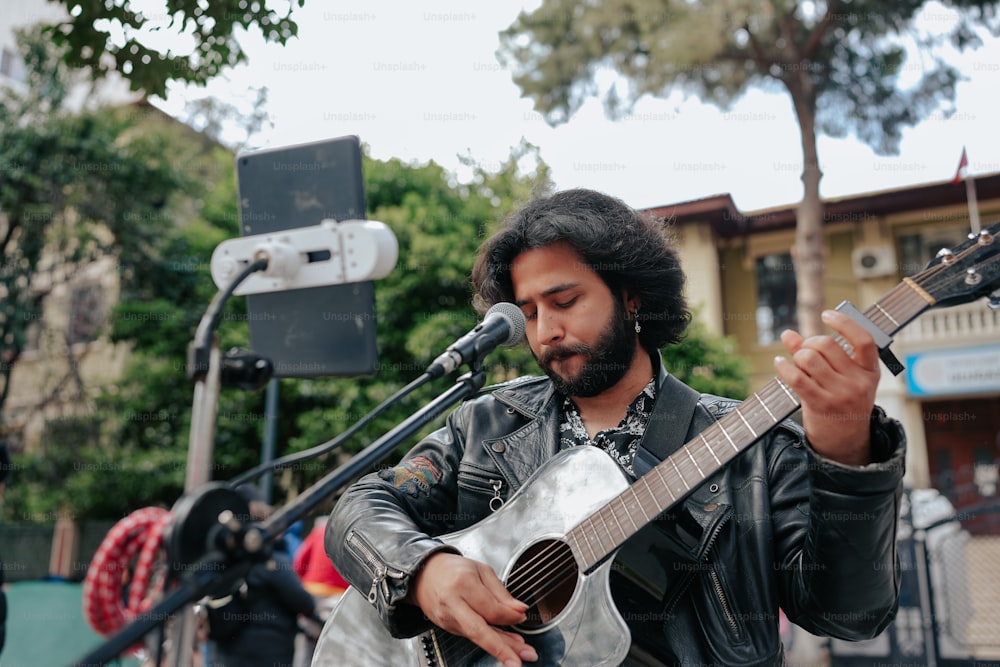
left=660, top=317, right=750, bottom=399
left=42, top=0, right=305, bottom=99
left=98, top=151, right=262, bottom=501
left=500, top=0, right=1000, bottom=154
left=0, top=27, right=193, bottom=422
left=0, top=28, right=225, bottom=521
left=3, top=416, right=184, bottom=520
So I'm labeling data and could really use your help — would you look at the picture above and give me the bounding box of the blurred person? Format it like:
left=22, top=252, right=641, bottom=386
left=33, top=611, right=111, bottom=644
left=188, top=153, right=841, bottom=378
left=292, top=517, right=349, bottom=667
left=282, top=519, right=305, bottom=559
left=294, top=517, right=349, bottom=614
left=209, top=485, right=319, bottom=667
left=323, top=189, right=906, bottom=666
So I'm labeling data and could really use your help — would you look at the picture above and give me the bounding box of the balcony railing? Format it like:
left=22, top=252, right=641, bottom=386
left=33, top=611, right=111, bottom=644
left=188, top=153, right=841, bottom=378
left=897, top=300, right=1000, bottom=348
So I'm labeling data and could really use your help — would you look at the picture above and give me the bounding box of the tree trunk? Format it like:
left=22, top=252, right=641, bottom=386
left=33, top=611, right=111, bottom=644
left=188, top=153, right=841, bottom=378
left=787, top=84, right=825, bottom=338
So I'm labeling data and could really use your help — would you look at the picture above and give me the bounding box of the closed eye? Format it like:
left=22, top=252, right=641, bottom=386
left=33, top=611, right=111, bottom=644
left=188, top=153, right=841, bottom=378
left=555, top=297, right=578, bottom=309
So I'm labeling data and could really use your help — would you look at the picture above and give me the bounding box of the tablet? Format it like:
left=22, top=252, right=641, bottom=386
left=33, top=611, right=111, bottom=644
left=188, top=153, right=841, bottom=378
left=236, top=135, right=378, bottom=377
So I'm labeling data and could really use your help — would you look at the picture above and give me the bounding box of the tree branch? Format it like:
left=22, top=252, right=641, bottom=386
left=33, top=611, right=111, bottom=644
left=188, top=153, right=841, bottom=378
left=742, top=24, right=777, bottom=74
left=779, top=9, right=800, bottom=61
left=801, top=0, right=841, bottom=61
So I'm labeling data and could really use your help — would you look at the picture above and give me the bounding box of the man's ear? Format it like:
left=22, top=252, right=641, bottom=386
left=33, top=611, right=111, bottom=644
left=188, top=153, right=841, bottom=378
left=622, top=289, right=641, bottom=314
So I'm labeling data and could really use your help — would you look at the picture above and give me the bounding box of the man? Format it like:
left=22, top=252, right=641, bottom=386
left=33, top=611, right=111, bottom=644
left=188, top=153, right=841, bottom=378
left=326, top=189, right=905, bottom=666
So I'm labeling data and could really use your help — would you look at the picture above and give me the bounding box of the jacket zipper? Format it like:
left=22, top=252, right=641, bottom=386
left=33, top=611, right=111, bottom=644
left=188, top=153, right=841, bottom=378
left=346, top=529, right=406, bottom=605
left=661, top=508, right=732, bottom=623
left=489, top=479, right=504, bottom=512
left=699, top=509, right=742, bottom=642
left=708, top=563, right=741, bottom=641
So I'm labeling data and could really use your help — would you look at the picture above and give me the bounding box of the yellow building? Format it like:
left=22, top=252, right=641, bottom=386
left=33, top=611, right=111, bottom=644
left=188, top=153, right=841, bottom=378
left=644, top=173, right=1000, bottom=529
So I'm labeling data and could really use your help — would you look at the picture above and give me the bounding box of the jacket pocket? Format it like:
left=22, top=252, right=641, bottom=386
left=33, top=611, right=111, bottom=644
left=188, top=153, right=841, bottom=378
left=455, top=464, right=507, bottom=529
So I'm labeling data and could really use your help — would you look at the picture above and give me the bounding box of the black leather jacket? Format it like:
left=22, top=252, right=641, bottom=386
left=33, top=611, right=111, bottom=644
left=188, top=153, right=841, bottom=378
left=327, top=364, right=906, bottom=666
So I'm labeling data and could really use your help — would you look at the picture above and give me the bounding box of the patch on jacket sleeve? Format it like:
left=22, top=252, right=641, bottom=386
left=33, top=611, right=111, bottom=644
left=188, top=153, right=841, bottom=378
left=378, top=455, right=442, bottom=497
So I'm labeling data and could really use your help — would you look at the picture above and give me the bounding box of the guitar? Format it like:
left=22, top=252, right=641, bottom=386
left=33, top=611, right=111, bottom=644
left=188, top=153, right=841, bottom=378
left=311, top=223, right=1000, bottom=667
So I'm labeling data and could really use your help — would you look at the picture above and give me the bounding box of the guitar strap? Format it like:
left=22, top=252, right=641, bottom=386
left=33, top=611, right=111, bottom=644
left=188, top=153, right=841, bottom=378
left=632, top=372, right=703, bottom=478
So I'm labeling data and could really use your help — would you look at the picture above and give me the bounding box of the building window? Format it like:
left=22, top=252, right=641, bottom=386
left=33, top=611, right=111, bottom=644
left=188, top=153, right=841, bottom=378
left=68, top=284, right=106, bottom=345
left=755, top=253, right=797, bottom=345
left=0, top=47, right=27, bottom=84
left=898, top=230, right=968, bottom=277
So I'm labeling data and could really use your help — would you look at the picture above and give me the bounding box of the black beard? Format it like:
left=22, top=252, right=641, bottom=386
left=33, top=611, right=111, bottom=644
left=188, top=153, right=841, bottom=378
left=537, top=300, right=637, bottom=398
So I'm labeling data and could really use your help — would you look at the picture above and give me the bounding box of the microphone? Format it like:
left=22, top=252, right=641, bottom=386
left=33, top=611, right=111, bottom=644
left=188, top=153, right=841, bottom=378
left=426, top=302, right=526, bottom=378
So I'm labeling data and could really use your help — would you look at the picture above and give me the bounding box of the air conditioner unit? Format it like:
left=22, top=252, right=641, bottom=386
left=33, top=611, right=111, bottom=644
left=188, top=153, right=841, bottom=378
left=851, top=245, right=897, bottom=279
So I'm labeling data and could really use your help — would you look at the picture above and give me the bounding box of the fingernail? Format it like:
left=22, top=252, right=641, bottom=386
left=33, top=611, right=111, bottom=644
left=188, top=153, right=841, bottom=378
left=821, top=310, right=836, bottom=322
left=504, top=661, right=520, bottom=667
left=774, top=356, right=785, bottom=366
left=520, top=646, right=539, bottom=661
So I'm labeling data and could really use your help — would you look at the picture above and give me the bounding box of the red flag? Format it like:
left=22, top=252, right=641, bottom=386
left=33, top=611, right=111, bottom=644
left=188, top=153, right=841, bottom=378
left=953, top=147, right=969, bottom=183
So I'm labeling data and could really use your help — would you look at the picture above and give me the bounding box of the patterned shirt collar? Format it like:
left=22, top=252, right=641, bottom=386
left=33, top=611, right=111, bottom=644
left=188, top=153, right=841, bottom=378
left=557, top=377, right=657, bottom=478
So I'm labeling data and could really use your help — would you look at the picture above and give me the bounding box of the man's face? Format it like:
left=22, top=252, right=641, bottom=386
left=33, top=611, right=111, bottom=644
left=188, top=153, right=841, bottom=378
left=510, top=242, right=636, bottom=398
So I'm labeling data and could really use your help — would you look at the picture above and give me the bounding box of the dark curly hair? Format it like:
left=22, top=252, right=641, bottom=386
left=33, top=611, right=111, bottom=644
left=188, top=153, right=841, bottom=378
left=471, top=188, right=691, bottom=351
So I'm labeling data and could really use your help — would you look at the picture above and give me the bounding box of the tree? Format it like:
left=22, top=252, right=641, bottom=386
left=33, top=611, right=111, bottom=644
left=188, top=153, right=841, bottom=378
left=0, top=28, right=192, bottom=431
left=42, top=0, right=304, bottom=99
left=499, top=0, right=999, bottom=336
left=0, top=27, right=231, bottom=522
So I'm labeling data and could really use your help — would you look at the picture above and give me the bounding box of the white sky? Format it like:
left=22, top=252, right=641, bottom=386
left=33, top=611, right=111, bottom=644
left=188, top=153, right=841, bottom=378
left=151, top=0, right=1000, bottom=213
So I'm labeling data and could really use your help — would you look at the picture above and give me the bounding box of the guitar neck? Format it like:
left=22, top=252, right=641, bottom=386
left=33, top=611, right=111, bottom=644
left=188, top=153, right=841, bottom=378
left=566, top=279, right=934, bottom=572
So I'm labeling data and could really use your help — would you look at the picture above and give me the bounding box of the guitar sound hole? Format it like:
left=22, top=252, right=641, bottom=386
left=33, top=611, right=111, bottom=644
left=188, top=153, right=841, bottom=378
left=507, top=538, right=578, bottom=629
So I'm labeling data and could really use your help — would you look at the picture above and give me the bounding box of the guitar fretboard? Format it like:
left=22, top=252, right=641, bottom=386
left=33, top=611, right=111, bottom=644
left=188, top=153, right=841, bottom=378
left=566, top=279, right=934, bottom=571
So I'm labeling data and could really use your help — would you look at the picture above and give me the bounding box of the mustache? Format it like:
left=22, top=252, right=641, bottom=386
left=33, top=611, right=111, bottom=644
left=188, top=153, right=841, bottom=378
left=539, top=343, right=591, bottom=366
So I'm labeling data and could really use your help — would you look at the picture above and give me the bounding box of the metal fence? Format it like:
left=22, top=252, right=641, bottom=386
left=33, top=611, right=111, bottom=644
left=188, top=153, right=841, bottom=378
left=829, top=487, right=1000, bottom=667
left=0, top=519, right=115, bottom=582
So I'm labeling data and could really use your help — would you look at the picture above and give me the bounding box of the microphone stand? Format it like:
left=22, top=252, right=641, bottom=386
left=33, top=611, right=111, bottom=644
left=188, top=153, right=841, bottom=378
left=70, top=365, right=487, bottom=667
left=255, top=366, right=485, bottom=545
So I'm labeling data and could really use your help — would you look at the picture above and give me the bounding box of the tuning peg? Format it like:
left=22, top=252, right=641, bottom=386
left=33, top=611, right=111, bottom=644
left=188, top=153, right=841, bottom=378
left=989, top=291, right=1000, bottom=311
left=977, top=229, right=994, bottom=246
left=936, top=248, right=955, bottom=264
left=965, top=268, right=982, bottom=286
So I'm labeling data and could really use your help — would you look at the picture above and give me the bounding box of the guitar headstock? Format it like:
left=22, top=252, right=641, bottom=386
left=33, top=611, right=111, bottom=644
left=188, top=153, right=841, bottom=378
left=914, top=221, right=1000, bottom=309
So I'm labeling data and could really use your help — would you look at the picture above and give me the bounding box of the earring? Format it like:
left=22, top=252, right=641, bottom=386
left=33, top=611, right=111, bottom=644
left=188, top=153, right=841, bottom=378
left=633, top=310, right=641, bottom=334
